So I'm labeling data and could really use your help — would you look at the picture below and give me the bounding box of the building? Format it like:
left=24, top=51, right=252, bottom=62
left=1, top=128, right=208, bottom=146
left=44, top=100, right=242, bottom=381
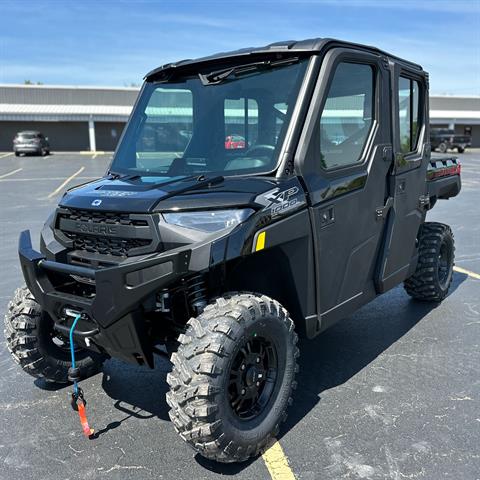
left=0, top=84, right=137, bottom=152
left=0, top=84, right=479, bottom=151
left=429, top=96, right=480, bottom=144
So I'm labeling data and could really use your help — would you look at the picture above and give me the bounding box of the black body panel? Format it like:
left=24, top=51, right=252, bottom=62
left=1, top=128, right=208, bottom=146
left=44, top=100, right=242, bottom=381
left=296, top=47, right=393, bottom=332
left=61, top=176, right=280, bottom=213
left=16, top=37, right=462, bottom=366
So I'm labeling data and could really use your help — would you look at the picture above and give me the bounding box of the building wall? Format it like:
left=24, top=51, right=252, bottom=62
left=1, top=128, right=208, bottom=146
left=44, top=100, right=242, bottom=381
left=95, top=122, right=126, bottom=151
left=0, top=121, right=89, bottom=151
left=454, top=124, right=480, bottom=147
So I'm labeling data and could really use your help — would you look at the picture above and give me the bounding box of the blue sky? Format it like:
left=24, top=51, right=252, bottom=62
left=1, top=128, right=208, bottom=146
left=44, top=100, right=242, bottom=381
left=0, top=0, right=478, bottom=95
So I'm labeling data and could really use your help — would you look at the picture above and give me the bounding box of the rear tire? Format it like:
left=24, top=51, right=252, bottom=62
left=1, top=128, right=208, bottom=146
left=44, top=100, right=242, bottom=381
left=404, top=222, right=454, bottom=302
left=457, top=147, right=465, bottom=153
left=4, top=286, right=105, bottom=384
left=438, top=142, right=448, bottom=153
left=167, top=293, right=299, bottom=463
left=14, top=151, right=19, bottom=156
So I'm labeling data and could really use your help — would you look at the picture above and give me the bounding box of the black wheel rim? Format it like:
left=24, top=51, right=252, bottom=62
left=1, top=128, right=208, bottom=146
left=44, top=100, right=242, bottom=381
left=228, top=336, right=278, bottom=421
left=438, top=241, right=451, bottom=287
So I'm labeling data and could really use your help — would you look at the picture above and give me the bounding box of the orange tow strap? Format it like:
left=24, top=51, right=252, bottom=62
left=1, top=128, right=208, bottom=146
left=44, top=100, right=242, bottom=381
left=77, top=398, right=94, bottom=437
left=68, top=313, right=94, bottom=438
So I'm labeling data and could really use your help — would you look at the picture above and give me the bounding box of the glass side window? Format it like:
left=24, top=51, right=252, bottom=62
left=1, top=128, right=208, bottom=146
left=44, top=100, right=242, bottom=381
left=224, top=98, right=258, bottom=150
left=398, top=76, right=421, bottom=153
left=319, top=62, right=374, bottom=170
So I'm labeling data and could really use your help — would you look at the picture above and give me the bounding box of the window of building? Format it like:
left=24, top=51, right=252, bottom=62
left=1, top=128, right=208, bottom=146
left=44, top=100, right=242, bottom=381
left=319, top=62, right=374, bottom=170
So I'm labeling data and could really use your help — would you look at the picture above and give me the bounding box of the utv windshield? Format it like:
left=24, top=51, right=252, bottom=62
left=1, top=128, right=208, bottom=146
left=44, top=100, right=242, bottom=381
left=111, top=58, right=309, bottom=177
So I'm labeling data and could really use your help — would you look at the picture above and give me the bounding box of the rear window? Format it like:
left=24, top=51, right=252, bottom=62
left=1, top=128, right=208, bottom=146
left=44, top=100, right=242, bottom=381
left=17, top=133, right=37, bottom=139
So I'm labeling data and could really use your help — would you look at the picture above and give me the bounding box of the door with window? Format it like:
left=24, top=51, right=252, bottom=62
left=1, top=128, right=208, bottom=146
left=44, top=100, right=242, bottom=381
left=298, top=48, right=393, bottom=330
left=376, top=68, right=428, bottom=291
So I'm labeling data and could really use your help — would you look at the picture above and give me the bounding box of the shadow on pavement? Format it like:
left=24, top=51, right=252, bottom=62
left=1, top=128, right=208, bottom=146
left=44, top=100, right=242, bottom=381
left=101, top=357, right=171, bottom=422
left=89, top=272, right=467, bottom=473
left=281, top=272, right=467, bottom=439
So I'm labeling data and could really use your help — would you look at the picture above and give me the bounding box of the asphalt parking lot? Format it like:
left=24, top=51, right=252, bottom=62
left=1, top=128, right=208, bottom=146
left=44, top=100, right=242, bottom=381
left=0, top=150, right=479, bottom=480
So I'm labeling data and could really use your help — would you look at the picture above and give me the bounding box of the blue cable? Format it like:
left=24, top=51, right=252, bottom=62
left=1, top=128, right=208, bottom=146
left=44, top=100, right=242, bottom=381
left=69, top=313, right=82, bottom=395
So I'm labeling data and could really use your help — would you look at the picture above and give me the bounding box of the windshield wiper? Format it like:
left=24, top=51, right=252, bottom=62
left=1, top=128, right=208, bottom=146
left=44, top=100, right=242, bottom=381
left=106, top=171, right=208, bottom=189
left=199, top=57, right=299, bottom=85
left=146, top=173, right=212, bottom=191
left=151, top=175, right=225, bottom=210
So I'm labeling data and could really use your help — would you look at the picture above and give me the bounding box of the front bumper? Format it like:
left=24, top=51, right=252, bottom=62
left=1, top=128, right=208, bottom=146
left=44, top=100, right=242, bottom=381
left=19, top=230, right=192, bottom=365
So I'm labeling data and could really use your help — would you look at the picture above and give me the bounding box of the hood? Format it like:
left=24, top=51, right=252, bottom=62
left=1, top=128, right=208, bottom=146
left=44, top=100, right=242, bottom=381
left=59, top=175, right=282, bottom=213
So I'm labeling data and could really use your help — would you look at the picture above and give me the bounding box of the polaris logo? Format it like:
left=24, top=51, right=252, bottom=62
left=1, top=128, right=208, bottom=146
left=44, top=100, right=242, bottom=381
left=74, top=222, right=117, bottom=235
left=91, top=199, right=102, bottom=206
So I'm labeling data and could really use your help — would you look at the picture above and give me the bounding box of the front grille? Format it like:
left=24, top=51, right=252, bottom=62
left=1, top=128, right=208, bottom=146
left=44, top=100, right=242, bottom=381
left=62, top=231, right=151, bottom=256
left=56, top=208, right=158, bottom=257
left=59, top=209, right=148, bottom=227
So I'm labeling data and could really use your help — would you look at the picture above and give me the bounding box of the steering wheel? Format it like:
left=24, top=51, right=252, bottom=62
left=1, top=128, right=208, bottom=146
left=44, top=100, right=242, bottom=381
left=245, top=144, right=275, bottom=157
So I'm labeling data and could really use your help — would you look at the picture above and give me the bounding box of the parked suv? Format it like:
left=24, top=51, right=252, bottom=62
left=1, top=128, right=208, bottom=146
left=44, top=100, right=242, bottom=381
left=5, top=38, right=461, bottom=464
left=430, top=128, right=471, bottom=153
left=13, top=130, right=50, bottom=156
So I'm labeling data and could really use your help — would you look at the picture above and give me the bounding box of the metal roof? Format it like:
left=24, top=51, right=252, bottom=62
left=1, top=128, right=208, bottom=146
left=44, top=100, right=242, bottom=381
left=0, top=84, right=138, bottom=106
left=145, top=37, right=424, bottom=81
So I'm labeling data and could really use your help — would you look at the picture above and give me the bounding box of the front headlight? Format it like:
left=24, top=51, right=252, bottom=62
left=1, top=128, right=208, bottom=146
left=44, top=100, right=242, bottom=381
left=163, top=208, right=254, bottom=233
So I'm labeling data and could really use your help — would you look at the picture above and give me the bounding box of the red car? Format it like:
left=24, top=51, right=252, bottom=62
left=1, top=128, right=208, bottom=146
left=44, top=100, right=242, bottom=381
left=225, top=135, right=245, bottom=149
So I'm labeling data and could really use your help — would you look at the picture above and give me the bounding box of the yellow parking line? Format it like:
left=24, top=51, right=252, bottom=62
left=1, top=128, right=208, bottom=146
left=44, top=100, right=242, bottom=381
left=0, top=168, right=22, bottom=179
left=0, top=153, right=12, bottom=159
left=454, top=266, right=480, bottom=280
left=80, top=151, right=105, bottom=156
left=262, top=439, right=296, bottom=480
left=47, top=166, right=85, bottom=199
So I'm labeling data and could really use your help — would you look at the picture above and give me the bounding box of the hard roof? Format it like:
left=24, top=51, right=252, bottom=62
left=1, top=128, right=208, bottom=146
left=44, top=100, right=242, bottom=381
left=146, top=37, right=424, bottom=80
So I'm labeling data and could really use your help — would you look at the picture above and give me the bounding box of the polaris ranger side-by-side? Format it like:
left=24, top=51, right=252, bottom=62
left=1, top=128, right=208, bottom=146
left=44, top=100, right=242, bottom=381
left=5, top=38, right=461, bottom=463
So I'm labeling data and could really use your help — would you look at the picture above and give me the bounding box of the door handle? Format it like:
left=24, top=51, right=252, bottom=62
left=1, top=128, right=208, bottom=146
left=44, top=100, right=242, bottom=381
left=319, top=206, right=335, bottom=227
left=375, top=197, right=394, bottom=221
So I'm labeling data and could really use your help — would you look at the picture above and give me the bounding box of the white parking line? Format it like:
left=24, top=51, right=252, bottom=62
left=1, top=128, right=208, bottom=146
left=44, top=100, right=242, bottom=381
left=47, top=166, right=85, bottom=199
left=0, top=168, right=23, bottom=179
left=0, top=153, right=13, bottom=159
left=0, top=176, right=96, bottom=182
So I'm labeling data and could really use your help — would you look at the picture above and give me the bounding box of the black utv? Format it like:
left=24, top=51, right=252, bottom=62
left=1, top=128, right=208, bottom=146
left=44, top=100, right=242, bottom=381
left=5, top=38, right=461, bottom=463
